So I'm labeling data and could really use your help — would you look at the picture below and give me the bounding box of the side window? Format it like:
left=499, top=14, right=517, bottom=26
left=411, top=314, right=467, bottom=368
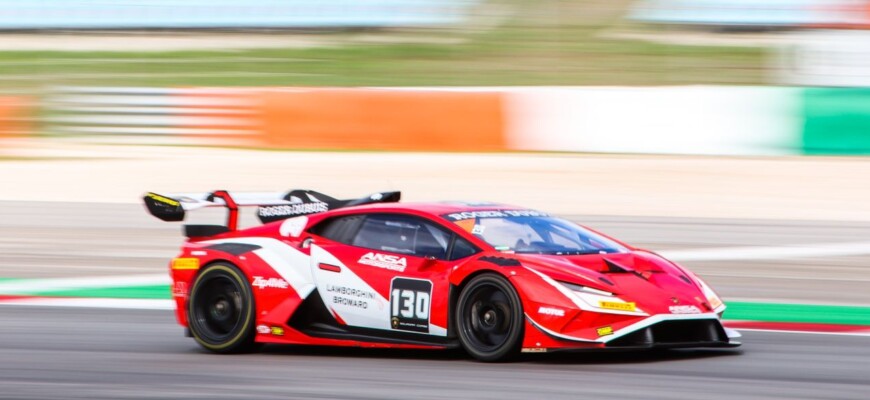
left=449, top=236, right=479, bottom=261
left=351, top=214, right=451, bottom=259
left=308, top=215, right=365, bottom=244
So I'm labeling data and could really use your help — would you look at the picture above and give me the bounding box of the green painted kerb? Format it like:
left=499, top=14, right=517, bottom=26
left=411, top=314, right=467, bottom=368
left=31, top=285, right=171, bottom=300
left=5, top=283, right=870, bottom=327
left=725, top=301, right=870, bottom=326
left=802, top=88, right=870, bottom=155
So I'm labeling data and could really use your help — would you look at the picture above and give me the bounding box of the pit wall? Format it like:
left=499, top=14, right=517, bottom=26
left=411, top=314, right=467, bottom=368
left=39, top=86, right=870, bottom=155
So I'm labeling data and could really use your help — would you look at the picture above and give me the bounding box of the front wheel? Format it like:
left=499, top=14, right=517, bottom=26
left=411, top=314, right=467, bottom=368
left=187, top=263, right=257, bottom=353
left=455, top=273, right=524, bottom=362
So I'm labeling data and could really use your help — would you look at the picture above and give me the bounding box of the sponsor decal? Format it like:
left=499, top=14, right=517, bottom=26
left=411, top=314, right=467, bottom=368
left=597, top=326, right=614, bottom=337
left=390, top=278, right=432, bottom=333
left=521, top=348, right=548, bottom=353
left=270, top=326, right=285, bottom=336
left=358, top=252, right=407, bottom=272
left=147, top=193, right=179, bottom=207
left=537, top=306, right=566, bottom=317
left=258, top=202, right=328, bottom=218
left=171, top=258, right=200, bottom=270
left=669, top=305, right=702, bottom=314
left=252, top=276, right=289, bottom=290
left=471, top=225, right=486, bottom=235
left=172, top=281, right=188, bottom=298
left=257, top=325, right=270, bottom=334
left=327, top=284, right=375, bottom=309
left=598, top=300, right=636, bottom=312
left=443, top=209, right=549, bottom=221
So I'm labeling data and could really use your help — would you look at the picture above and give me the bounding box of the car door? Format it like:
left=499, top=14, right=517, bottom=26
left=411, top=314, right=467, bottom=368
left=310, top=213, right=468, bottom=337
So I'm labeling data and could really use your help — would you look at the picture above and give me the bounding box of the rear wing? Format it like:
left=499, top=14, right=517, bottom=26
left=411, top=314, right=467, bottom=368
left=143, top=189, right=400, bottom=230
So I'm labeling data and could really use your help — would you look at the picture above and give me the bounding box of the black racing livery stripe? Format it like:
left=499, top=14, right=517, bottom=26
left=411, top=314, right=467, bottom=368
left=206, top=243, right=262, bottom=256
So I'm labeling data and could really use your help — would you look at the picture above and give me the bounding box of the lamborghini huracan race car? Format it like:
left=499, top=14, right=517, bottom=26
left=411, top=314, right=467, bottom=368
left=144, top=189, right=740, bottom=361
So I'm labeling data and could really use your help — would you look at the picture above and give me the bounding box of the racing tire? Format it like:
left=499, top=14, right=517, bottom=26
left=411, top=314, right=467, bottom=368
left=456, top=273, right=524, bottom=362
left=187, top=263, right=258, bottom=354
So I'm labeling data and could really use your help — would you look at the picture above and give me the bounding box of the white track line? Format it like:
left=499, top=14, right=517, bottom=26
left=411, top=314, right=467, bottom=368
left=733, top=328, right=870, bottom=337
left=660, top=241, right=870, bottom=262
left=0, top=297, right=174, bottom=310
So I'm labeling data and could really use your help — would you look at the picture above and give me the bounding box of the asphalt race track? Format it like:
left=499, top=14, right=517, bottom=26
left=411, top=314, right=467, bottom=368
left=1, top=306, right=868, bottom=400
left=1, top=202, right=870, bottom=399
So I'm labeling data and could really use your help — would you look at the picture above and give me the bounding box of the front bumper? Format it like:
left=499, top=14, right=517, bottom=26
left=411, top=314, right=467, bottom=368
left=605, top=318, right=741, bottom=349
left=526, top=313, right=741, bottom=350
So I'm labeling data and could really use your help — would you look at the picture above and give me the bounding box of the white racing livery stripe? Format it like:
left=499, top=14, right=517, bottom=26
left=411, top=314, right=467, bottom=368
left=311, top=245, right=447, bottom=336
left=202, top=237, right=316, bottom=299
left=523, top=267, right=649, bottom=317
left=311, top=244, right=392, bottom=331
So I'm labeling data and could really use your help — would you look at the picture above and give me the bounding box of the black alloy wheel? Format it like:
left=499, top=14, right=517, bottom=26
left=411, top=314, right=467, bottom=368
left=456, top=273, right=524, bottom=362
left=188, top=263, right=257, bottom=353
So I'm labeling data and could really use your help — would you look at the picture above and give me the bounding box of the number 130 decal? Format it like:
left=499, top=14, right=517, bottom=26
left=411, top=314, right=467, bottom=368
left=390, top=278, right=432, bottom=333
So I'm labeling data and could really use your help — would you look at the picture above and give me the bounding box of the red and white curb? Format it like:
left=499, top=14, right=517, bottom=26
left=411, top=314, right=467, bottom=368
left=724, top=320, right=870, bottom=337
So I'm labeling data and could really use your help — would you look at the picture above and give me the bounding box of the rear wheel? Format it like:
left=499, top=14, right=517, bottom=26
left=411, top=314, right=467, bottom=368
left=188, top=263, right=257, bottom=353
left=456, top=274, right=524, bottom=362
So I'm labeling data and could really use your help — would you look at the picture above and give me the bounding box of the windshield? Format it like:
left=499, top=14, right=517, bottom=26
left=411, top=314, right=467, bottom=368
left=443, top=211, right=628, bottom=255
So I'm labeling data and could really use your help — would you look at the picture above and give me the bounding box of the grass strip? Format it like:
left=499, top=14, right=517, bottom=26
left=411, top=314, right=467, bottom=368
left=725, top=301, right=870, bottom=326
left=31, top=284, right=171, bottom=300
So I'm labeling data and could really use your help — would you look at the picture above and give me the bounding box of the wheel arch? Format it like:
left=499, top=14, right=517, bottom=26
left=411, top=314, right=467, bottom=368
left=175, top=253, right=250, bottom=322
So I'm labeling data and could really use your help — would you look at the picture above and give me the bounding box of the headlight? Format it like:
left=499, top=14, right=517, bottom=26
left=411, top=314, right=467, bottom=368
left=696, top=277, right=725, bottom=313
left=558, top=281, right=645, bottom=315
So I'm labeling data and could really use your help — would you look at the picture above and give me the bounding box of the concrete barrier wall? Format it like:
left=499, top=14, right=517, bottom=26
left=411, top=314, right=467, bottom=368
left=39, top=86, right=870, bottom=156
left=504, top=86, right=801, bottom=156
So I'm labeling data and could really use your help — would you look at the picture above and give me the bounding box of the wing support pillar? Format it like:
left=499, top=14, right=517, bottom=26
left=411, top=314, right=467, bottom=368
left=209, top=190, right=239, bottom=231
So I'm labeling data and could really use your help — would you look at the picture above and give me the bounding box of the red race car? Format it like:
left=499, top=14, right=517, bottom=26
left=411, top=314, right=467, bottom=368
left=144, top=189, right=740, bottom=361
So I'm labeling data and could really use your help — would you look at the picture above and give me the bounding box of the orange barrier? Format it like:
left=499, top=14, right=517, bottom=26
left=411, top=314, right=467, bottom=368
left=255, top=88, right=507, bottom=151
left=0, top=96, right=31, bottom=138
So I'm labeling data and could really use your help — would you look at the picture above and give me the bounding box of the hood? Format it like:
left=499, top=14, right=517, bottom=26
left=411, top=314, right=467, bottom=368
left=514, top=250, right=715, bottom=315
